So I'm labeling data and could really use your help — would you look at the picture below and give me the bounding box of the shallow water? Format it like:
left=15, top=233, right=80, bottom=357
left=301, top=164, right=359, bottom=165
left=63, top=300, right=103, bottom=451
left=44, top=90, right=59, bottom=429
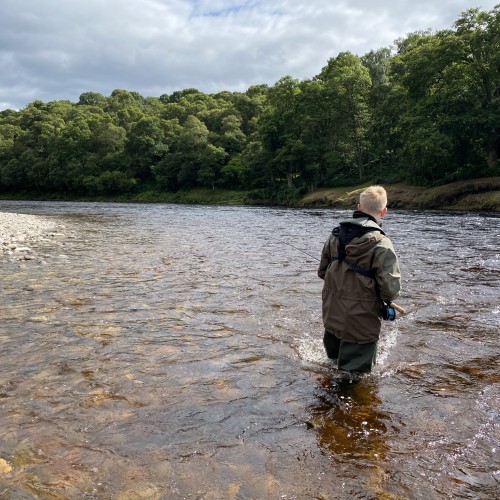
left=0, top=201, right=499, bottom=499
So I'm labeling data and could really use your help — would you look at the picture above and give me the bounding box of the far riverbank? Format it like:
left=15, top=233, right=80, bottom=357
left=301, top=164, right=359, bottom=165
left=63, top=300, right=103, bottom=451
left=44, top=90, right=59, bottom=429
left=1, top=177, right=499, bottom=212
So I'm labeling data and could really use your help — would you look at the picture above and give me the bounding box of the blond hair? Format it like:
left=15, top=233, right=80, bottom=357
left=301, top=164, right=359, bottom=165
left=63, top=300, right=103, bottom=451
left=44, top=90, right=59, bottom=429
left=359, top=185, right=387, bottom=213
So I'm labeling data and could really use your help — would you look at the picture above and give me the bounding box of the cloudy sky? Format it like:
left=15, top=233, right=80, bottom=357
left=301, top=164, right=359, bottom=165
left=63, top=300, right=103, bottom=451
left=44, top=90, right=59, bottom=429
left=0, top=1, right=497, bottom=110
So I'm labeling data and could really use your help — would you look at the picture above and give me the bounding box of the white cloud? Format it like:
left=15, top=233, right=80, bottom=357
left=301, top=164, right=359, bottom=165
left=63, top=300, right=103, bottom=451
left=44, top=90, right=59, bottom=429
left=0, top=0, right=497, bottom=110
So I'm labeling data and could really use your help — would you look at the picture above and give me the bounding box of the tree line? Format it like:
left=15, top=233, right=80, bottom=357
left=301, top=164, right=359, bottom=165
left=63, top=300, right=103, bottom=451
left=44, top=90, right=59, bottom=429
left=0, top=6, right=498, bottom=202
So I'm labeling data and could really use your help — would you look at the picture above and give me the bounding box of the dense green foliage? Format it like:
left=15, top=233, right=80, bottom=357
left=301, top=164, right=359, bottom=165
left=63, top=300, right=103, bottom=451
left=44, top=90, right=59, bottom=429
left=0, top=7, right=498, bottom=203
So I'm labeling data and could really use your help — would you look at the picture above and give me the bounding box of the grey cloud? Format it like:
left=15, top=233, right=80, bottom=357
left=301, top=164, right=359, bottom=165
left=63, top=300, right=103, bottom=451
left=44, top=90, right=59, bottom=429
left=0, top=0, right=497, bottom=110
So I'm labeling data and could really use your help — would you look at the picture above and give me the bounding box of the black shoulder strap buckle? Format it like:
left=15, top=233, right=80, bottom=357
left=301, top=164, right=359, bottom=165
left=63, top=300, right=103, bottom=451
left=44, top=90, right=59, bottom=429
left=345, top=259, right=374, bottom=278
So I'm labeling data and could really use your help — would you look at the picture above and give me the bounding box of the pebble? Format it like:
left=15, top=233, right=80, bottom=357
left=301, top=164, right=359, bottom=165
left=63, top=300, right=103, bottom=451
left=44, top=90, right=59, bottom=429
left=0, top=212, right=70, bottom=262
left=0, top=458, right=12, bottom=474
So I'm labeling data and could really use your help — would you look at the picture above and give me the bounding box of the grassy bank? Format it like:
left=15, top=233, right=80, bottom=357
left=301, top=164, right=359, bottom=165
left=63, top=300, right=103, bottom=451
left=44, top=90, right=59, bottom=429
left=129, top=189, right=246, bottom=205
left=133, top=177, right=499, bottom=211
left=0, top=189, right=248, bottom=205
left=299, top=177, right=500, bottom=212
left=1, top=177, right=499, bottom=211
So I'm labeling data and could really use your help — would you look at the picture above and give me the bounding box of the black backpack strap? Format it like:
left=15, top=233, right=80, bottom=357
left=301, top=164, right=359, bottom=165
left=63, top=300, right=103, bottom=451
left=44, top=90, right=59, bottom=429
left=329, top=223, right=382, bottom=278
left=343, top=259, right=374, bottom=278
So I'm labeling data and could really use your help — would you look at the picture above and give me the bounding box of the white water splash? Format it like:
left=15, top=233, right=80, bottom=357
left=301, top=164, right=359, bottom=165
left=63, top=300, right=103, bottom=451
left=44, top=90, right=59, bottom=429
left=296, top=322, right=400, bottom=373
left=376, top=323, right=399, bottom=366
left=296, top=332, right=331, bottom=367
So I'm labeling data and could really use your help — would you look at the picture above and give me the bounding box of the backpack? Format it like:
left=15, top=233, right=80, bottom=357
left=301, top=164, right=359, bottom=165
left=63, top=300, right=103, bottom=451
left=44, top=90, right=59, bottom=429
left=330, top=223, right=383, bottom=278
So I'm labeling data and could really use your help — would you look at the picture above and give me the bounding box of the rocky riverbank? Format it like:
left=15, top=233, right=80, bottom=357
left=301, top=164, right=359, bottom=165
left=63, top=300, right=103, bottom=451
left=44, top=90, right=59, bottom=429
left=0, top=212, right=71, bottom=262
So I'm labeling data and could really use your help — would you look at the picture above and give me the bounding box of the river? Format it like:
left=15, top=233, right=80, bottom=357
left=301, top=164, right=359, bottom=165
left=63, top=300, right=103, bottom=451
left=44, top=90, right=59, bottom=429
left=0, top=201, right=499, bottom=499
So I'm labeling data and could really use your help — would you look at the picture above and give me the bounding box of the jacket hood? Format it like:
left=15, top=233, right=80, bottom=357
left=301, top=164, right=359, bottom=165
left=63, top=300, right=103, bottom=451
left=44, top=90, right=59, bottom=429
left=339, top=217, right=384, bottom=234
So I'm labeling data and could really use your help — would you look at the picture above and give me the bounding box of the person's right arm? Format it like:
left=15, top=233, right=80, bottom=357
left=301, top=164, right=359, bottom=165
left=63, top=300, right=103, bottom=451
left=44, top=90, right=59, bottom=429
left=317, top=237, right=332, bottom=280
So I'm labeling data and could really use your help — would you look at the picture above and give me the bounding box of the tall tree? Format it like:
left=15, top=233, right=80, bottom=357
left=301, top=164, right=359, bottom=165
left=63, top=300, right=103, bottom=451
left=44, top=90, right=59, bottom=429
left=261, top=76, right=302, bottom=188
left=361, top=47, right=404, bottom=179
left=125, top=117, right=167, bottom=181
left=317, top=52, right=372, bottom=181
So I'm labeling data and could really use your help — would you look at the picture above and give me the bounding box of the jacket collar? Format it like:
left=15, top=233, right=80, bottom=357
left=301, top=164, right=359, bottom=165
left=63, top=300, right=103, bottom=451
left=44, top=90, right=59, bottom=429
left=340, top=212, right=385, bottom=235
left=353, top=210, right=378, bottom=224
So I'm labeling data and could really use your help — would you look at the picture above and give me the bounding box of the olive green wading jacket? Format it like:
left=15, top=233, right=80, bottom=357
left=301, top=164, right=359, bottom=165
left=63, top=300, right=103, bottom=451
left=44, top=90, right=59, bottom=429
left=318, top=217, right=401, bottom=343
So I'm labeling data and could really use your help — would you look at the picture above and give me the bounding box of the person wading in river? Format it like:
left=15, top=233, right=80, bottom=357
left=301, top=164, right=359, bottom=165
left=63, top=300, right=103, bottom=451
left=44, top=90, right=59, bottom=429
left=317, top=185, right=401, bottom=372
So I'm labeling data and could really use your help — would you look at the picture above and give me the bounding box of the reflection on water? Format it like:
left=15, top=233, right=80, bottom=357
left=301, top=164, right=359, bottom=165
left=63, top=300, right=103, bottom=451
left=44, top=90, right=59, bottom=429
left=308, top=375, right=406, bottom=499
left=0, top=201, right=499, bottom=498
left=309, top=376, right=389, bottom=462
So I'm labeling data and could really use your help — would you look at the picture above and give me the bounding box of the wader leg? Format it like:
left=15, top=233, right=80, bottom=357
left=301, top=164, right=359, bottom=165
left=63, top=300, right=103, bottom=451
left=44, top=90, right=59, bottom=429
left=323, top=330, right=340, bottom=359
left=337, top=341, right=377, bottom=373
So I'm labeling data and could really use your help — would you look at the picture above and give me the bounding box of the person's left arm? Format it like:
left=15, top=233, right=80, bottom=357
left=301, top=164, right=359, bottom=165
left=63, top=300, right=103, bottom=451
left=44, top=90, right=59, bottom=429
left=373, top=239, right=401, bottom=302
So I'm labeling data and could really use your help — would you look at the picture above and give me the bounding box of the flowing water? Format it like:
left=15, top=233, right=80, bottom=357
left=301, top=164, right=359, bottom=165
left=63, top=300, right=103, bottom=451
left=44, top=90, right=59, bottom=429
left=0, top=201, right=499, bottom=499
